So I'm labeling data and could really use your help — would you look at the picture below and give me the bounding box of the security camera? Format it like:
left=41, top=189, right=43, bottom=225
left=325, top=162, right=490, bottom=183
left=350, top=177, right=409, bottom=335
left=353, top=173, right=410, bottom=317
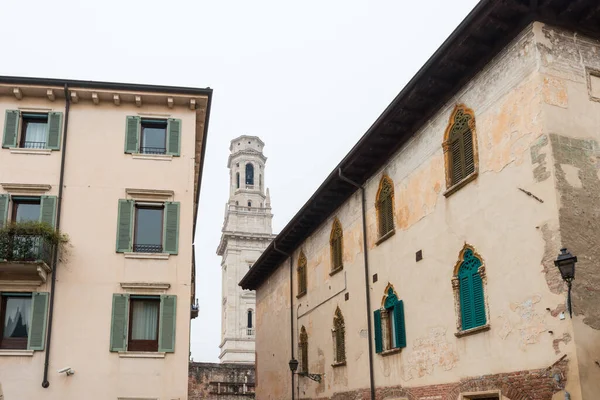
left=58, top=367, right=75, bottom=376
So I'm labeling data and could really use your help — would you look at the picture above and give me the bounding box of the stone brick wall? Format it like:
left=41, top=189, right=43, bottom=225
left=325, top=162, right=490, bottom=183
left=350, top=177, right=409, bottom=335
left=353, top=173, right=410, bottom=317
left=189, top=362, right=255, bottom=400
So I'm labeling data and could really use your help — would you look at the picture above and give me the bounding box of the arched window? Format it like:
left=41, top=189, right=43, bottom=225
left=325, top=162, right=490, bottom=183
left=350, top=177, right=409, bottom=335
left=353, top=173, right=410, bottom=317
left=299, top=326, right=308, bottom=374
left=246, top=163, right=254, bottom=186
left=236, top=172, right=240, bottom=189
left=247, top=309, right=253, bottom=328
left=452, top=245, right=487, bottom=333
left=297, top=251, right=307, bottom=297
left=376, top=176, right=395, bottom=238
left=330, top=219, right=343, bottom=272
left=259, top=174, right=262, bottom=189
left=443, top=105, right=477, bottom=189
left=373, top=285, right=406, bottom=353
left=333, top=307, right=346, bottom=364
left=248, top=200, right=252, bottom=207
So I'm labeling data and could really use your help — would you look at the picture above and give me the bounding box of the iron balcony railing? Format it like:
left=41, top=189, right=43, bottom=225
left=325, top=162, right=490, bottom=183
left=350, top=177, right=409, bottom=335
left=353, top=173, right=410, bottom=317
left=0, top=234, right=54, bottom=266
left=23, top=141, right=47, bottom=149
left=247, top=328, right=255, bottom=336
left=133, top=243, right=163, bottom=253
left=140, top=146, right=166, bottom=155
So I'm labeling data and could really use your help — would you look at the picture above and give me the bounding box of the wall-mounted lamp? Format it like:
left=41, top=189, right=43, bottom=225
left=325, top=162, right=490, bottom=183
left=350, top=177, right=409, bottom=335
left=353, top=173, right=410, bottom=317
left=554, top=248, right=577, bottom=318
left=288, top=358, right=322, bottom=383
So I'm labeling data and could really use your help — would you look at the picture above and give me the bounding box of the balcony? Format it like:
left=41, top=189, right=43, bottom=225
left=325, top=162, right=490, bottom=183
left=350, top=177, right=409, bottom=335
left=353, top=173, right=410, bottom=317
left=0, top=233, right=55, bottom=285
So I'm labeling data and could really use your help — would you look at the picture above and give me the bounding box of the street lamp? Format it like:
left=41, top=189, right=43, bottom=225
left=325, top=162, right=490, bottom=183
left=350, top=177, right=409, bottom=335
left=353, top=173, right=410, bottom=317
left=288, top=359, right=299, bottom=373
left=288, top=358, right=322, bottom=383
left=554, top=248, right=577, bottom=318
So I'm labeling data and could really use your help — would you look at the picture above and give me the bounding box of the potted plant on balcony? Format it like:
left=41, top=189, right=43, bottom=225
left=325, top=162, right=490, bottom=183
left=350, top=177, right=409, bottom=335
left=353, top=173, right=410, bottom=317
left=0, top=221, right=69, bottom=265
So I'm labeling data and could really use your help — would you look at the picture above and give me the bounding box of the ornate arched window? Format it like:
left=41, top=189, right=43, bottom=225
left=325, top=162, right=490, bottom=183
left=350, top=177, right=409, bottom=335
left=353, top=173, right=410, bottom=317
left=245, top=163, right=254, bottom=186
left=297, top=251, right=307, bottom=297
left=443, top=105, right=478, bottom=190
left=330, top=219, right=343, bottom=272
left=373, top=284, right=406, bottom=353
left=452, top=245, right=488, bottom=334
left=333, top=307, right=346, bottom=364
left=299, top=326, right=308, bottom=374
left=376, top=176, right=395, bottom=238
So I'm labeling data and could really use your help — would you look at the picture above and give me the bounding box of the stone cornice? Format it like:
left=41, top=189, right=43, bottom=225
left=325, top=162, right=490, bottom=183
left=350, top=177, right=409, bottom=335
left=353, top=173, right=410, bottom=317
left=227, top=149, right=267, bottom=168
left=217, top=232, right=276, bottom=255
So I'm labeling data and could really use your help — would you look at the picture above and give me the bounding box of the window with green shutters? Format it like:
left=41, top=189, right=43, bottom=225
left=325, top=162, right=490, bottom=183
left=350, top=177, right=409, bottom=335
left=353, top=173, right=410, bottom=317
left=0, top=292, right=49, bottom=350
left=124, top=116, right=181, bottom=156
left=373, top=286, right=406, bottom=354
left=376, top=176, right=395, bottom=238
left=2, top=110, right=63, bottom=150
left=456, top=248, right=487, bottom=331
left=0, top=195, right=58, bottom=228
left=330, top=219, right=343, bottom=273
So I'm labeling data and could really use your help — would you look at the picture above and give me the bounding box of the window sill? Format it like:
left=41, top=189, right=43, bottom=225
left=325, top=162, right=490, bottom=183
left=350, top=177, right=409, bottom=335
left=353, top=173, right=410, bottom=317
left=124, top=252, right=170, bottom=260
left=380, top=347, right=402, bottom=357
left=455, top=324, right=490, bottom=338
left=329, top=266, right=343, bottom=277
left=375, top=229, right=396, bottom=246
left=331, top=361, right=346, bottom=368
left=9, top=148, right=52, bottom=155
left=0, top=349, right=34, bottom=357
left=131, top=153, right=173, bottom=161
left=296, top=291, right=307, bottom=299
left=118, top=351, right=166, bottom=359
left=443, top=171, right=478, bottom=198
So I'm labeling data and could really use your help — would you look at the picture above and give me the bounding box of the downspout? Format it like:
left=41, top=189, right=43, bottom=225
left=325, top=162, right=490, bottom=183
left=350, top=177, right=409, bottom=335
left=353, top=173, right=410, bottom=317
left=273, top=242, right=295, bottom=400
left=338, top=168, right=375, bottom=400
left=42, top=84, right=71, bottom=388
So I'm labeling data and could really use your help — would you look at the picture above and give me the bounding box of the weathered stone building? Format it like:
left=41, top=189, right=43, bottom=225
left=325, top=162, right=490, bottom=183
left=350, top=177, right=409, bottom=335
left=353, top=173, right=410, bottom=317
left=189, top=362, right=255, bottom=400
left=239, top=1, right=600, bottom=399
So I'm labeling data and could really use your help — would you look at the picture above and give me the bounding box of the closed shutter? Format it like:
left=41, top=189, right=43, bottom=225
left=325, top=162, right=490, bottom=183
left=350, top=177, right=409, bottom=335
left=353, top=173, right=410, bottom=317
left=159, top=295, right=177, bottom=353
left=463, top=130, right=475, bottom=176
left=393, top=300, right=406, bottom=348
left=110, top=294, right=129, bottom=351
left=46, top=112, right=63, bottom=150
left=459, top=275, right=473, bottom=330
left=166, top=119, right=181, bottom=156
left=451, top=137, right=463, bottom=185
left=472, top=272, right=486, bottom=327
left=40, top=196, right=57, bottom=228
left=384, top=198, right=394, bottom=234
left=27, top=292, right=49, bottom=350
left=116, top=200, right=134, bottom=253
left=3, top=110, right=19, bottom=148
left=0, top=195, right=9, bottom=228
left=335, top=326, right=345, bottom=362
left=124, top=116, right=140, bottom=154
left=374, top=309, right=383, bottom=354
left=163, top=202, right=180, bottom=254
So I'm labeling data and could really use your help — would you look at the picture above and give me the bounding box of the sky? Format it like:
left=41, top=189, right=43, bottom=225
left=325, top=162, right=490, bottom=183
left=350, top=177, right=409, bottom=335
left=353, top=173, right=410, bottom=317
left=0, top=0, right=480, bottom=362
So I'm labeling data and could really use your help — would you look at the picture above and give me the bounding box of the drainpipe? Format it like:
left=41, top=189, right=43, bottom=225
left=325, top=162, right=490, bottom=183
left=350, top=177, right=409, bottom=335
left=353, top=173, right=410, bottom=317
left=42, top=84, right=70, bottom=388
left=338, top=168, right=376, bottom=400
left=273, top=242, right=295, bottom=400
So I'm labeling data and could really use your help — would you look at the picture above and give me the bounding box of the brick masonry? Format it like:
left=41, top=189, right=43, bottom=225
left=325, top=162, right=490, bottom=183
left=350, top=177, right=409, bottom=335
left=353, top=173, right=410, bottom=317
left=189, top=362, right=256, bottom=400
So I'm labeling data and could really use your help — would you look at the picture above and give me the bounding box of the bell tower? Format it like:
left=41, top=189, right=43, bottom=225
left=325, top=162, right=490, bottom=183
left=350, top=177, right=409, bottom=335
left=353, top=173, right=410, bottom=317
left=217, top=135, right=276, bottom=363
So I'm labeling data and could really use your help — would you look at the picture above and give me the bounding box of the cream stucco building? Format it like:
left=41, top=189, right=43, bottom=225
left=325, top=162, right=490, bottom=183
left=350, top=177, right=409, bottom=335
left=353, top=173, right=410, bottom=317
left=240, top=2, right=600, bottom=400
left=0, top=76, right=212, bottom=399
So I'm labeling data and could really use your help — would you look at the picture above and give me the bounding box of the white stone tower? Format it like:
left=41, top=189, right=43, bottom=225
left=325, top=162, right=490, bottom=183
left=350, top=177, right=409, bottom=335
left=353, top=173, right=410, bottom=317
left=217, top=135, right=276, bottom=363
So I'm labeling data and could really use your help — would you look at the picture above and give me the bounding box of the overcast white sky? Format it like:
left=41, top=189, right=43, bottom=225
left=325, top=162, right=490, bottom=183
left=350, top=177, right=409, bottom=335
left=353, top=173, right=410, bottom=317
left=1, top=0, right=480, bottom=362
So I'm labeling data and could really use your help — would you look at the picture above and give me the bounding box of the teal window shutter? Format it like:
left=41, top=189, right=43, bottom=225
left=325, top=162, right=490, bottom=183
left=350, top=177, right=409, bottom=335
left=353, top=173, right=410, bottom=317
left=3, top=110, right=19, bottom=148
left=163, top=202, right=180, bottom=254
left=110, top=294, right=130, bottom=352
left=459, top=275, right=473, bottom=329
left=116, top=200, right=134, bottom=253
left=158, top=295, right=177, bottom=353
left=0, top=194, right=9, bottom=228
left=40, top=196, right=57, bottom=228
left=124, top=116, right=140, bottom=154
left=393, top=300, right=406, bottom=348
left=27, top=292, right=49, bottom=350
left=472, top=273, right=486, bottom=326
left=166, top=118, right=181, bottom=156
left=46, top=112, right=63, bottom=150
left=374, top=309, right=383, bottom=353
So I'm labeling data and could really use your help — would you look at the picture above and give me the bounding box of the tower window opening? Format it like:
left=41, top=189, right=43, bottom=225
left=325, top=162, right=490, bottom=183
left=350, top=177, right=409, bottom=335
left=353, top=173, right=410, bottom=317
left=246, top=163, right=254, bottom=186
left=248, top=201, right=252, bottom=207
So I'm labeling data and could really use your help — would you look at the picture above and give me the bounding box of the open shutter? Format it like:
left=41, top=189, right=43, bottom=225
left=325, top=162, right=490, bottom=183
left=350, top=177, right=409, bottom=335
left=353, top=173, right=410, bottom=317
left=393, top=300, right=406, bottom=348
left=163, top=202, right=180, bottom=254
left=124, top=116, right=140, bottom=154
left=460, top=275, right=473, bottom=330
left=159, top=295, right=177, bottom=353
left=472, top=272, right=486, bottom=327
left=110, top=294, right=129, bottom=351
left=166, top=118, right=181, bottom=156
left=116, top=199, right=134, bottom=253
left=40, top=196, right=57, bottom=228
left=46, top=112, right=63, bottom=150
left=27, top=292, right=49, bottom=350
left=3, top=110, right=19, bottom=148
left=0, top=195, right=9, bottom=229
left=374, top=309, right=383, bottom=354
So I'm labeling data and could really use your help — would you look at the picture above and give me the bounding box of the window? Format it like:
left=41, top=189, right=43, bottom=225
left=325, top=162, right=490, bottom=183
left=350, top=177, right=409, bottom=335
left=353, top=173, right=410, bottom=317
left=245, top=163, right=254, bottom=186
left=330, top=219, right=343, bottom=273
left=12, top=198, right=41, bottom=223
left=452, top=245, right=488, bottom=334
left=259, top=174, right=262, bottom=189
left=299, top=326, right=308, bottom=374
left=116, top=200, right=180, bottom=254
left=248, top=201, right=252, bottom=207
left=332, top=307, right=345, bottom=364
left=374, top=286, right=406, bottom=354
left=297, top=251, right=307, bottom=297
left=247, top=310, right=253, bottom=329
left=110, top=294, right=177, bottom=353
left=376, top=176, right=394, bottom=238
left=2, top=110, right=63, bottom=150
left=124, top=116, right=181, bottom=156
left=247, top=309, right=254, bottom=335
left=236, top=172, right=240, bottom=189
left=0, top=292, right=49, bottom=350
left=4, top=195, right=57, bottom=227
left=443, top=105, right=478, bottom=190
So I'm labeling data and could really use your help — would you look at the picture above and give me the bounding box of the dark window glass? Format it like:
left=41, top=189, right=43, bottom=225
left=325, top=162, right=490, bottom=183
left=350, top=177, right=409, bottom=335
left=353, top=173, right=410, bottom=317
left=134, top=205, right=163, bottom=253
left=21, top=114, right=48, bottom=149
left=245, top=163, right=254, bottom=185
left=140, top=120, right=167, bottom=155
left=247, top=310, right=253, bottom=328
left=128, top=298, right=159, bottom=352
left=12, top=198, right=41, bottom=222
left=1, top=295, right=32, bottom=349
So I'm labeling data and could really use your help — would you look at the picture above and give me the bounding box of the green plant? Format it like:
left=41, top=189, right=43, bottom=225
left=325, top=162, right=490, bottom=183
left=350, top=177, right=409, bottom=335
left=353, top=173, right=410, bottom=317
left=0, top=221, right=69, bottom=262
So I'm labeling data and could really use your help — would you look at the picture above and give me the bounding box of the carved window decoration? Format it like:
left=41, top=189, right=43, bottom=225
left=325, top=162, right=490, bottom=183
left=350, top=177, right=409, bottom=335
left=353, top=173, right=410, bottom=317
left=373, top=284, right=406, bottom=354
left=376, top=176, right=395, bottom=238
left=297, top=251, right=307, bottom=297
left=452, top=244, right=490, bottom=336
left=332, top=307, right=346, bottom=365
left=330, top=219, right=343, bottom=273
left=299, top=326, right=308, bottom=374
left=443, top=105, right=478, bottom=193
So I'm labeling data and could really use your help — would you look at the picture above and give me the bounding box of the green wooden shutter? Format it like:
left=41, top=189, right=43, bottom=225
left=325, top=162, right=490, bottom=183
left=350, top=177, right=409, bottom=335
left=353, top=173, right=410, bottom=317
left=40, top=196, right=57, bottom=228
left=159, top=295, right=177, bottom=353
left=459, top=275, right=473, bottom=330
left=116, top=200, right=134, bottom=253
left=472, top=273, right=486, bottom=327
left=166, top=118, right=181, bottom=156
left=0, top=194, right=9, bottom=229
left=46, top=112, right=63, bottom=150
left=110, top=294, right=129, bottom=351
left=394, top=300, right=406, bottom=349
left=27, top=292, right=49, bottom=350
left=163, top=202, right=180, bottom=254
left=374, top=309, right=383, bottom=354
left=124, top=116, right=140, bottom=154
left=3, top=110, right=19, bottom=148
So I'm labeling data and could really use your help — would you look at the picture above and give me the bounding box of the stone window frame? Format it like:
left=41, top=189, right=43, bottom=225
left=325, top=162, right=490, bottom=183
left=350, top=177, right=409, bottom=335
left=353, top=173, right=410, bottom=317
left=329, top=218, right=344, bottom=276
left=452, top=244, right=491, bottom=337
left=375, top=175, right=396, bottom=245
left=460, top=389, right=501, bottom=399
left=331, top=306, right=346, bottom=367
left=376, top=283, right=406, bottom=356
